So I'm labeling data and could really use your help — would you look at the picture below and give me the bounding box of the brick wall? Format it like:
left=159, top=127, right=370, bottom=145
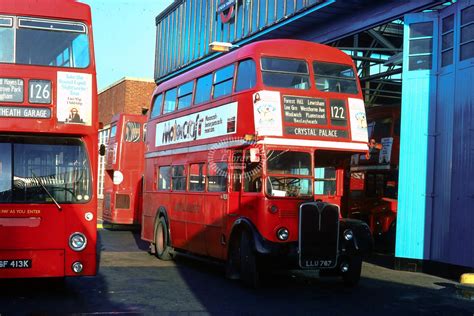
left=97, top=78, right=155, bottom=219
left=98, top=78, right=156, bottom=126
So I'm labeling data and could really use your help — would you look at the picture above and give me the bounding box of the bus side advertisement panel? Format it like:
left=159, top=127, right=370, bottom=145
left=155, top=102, right=238, bottom=147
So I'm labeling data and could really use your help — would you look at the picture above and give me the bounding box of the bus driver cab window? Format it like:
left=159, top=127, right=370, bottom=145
left=243, top=150, right=262, bottom=192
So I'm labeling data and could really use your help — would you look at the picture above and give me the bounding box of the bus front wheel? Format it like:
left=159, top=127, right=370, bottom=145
left=154, top=217, right=173, bottom=261
left=240, top=230, right=260, bottom=288
left=342, top=255, right=362, bottom=287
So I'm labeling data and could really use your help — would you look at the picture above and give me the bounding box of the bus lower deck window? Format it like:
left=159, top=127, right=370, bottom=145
left=208, top=162, right=228, bottom=192
left=189, top=163, right=205, bottom=192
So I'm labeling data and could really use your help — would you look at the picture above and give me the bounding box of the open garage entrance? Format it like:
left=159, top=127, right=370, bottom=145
left=326, top=1, right=474, bottom=271
left=327, top=19, right=403, bottom=253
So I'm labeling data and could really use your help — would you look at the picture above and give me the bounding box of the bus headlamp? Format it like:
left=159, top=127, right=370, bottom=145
left=69, top=232, right=87, bottom=251
left=344, top=229, right=354, bottom=241
left=277, top=228, right=289, bottom=241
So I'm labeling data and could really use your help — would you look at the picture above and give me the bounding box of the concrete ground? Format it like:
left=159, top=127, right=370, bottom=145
left=0, top=228, right=472, bottom=315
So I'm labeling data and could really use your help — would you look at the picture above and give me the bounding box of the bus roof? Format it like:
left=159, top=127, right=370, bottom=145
left=110, top=113, right=148, bottom=125
left=0, top=0, right=91, bottom=22
left=154, top=39, right=355, bottom=94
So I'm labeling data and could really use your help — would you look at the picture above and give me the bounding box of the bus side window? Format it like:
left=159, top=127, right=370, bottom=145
left=177, top=80, right=194, bottom=110
left=171, top=165, right=186, bottom=191
left=213, top=64, right=235, bottom=99
left=208, top=162, right=228, bottom=192
left=235, top=59, right=256, bottom=92
left=158, top=166, right=171, bottom=190
left=243, top=151, right=262, bottom=192
left=195, top=73, right=212, bottom=105
left=189, top=163, right=206, bottom=192
left=232, top=151, right=243, bottom=191
left=163, top=88, right=177, bottom=114
left=150, top=94, right=163, bottom=118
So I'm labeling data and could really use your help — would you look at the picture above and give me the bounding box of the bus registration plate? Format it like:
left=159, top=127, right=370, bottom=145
left=0, top=259, right=32, bottom=269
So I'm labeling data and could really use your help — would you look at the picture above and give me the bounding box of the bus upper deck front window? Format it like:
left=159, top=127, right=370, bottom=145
left=261, top=57, right=310, bottom=90
left=0, top=16, right=90, bottom=68
left=313, top=62, right=358, bottom=94
left=265, top=150, right=312, bottom=198
left=0, top=17, right=14, bottom=63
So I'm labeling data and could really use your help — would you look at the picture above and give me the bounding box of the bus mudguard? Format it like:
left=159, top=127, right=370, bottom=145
left=229, top=217, right=275, bottom=255
left=339, top=218, right=373, bottom=254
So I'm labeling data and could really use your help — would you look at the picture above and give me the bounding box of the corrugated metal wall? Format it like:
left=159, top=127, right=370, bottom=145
left=446, top=0, right=474, bottom=266
left=397, top=11, right=438, bottom=260
left=154, top=0, right=327, bottom=81
left=398, top=1, right=474, bottom=268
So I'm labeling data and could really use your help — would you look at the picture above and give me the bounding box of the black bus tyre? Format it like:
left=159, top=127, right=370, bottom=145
left=240, top=230, right=260, bottom=288
left=342, top=255, right=362, bottom=287
left=225, top=236, right=241, bottom=280
left=386, top=221, right=396, bottom=253
left=154, top=217, right=173, bottom=261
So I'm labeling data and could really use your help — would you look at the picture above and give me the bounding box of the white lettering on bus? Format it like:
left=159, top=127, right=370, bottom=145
left=293, top=128, right=339, bottom=138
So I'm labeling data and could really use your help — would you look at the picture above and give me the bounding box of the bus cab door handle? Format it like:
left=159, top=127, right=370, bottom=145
left=220, top=194, right=228, bottom=200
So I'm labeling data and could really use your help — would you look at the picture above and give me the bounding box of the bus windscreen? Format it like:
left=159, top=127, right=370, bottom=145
left=0, top=136, right=91, bottom=204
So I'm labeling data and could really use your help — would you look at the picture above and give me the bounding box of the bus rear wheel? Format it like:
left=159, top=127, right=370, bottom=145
left=154, top=217, right=173, bottom=261
left=240, top=230, right=260, bottom=288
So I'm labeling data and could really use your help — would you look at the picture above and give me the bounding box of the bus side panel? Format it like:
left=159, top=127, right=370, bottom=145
left=203, top=192, right=226, bottom=259
left=183, top=193, right=205, bottom=254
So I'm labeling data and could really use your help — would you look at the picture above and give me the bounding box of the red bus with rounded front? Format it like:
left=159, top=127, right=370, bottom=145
left=142, top=39, right=373, bottom=287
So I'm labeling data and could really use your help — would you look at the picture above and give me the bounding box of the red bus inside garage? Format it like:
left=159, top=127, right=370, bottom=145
left=102, top=113, right=147, bottom=226
left=142, top=39, right=373, bottom=287
left=0, top=0, right=98, bottom=278
left=348, top=105, right=400, bottom=249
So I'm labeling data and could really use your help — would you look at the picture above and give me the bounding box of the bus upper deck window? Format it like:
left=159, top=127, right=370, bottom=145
left=150, top=94, right=163, bottom=118
left=177, top=80, right=194, bottom=110
left=261, top=57, right=310, bottom=90
left=213, top=64, right=235, bottom=99
left=313, top=62, right=358, bottom=94
left=195, top=73, right=212, bottom=105
left=235, top=59, right=256, bottom=92
left=16, top=18, right=90, bottom=68
left=163, top=88, right=177, bottom=114
left=0, top=17, right=14, bottom=63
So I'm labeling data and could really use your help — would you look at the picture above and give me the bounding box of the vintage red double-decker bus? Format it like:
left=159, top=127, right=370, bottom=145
left=0, top=0, right=98, bottom=278
left=142, top=40, right=372, bottom=287
left=102, top=113, right=147, bottom=226
left=348, top=105, right=400, bottom=248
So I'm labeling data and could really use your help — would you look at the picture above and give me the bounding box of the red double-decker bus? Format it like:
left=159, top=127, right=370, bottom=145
left=348, top=105, right=400, bottom=248
left=102, top=113, right=146, bottom=226
left=0, top=0, right=98, bottom=278
left=142, top=40, right=372, bottom=287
